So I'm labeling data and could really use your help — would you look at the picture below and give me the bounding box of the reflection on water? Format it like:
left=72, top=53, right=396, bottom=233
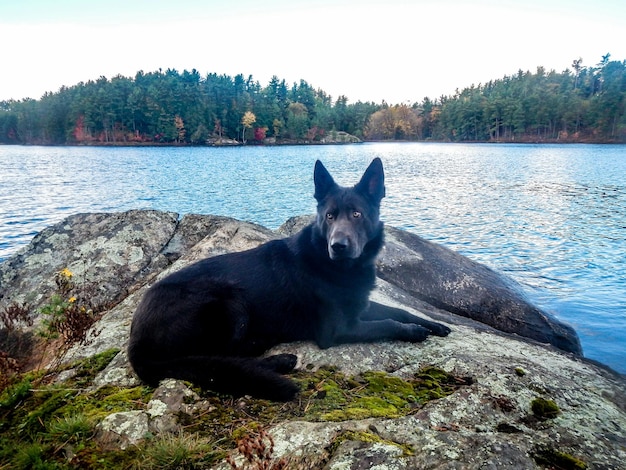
left=0, top=143, right=625, bottom=373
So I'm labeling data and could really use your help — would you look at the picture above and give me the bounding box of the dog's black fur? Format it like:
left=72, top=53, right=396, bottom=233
left=128, top=158, right=450, bottom=401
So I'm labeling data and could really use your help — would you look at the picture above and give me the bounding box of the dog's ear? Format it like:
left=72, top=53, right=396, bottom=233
left=356, top=158, right=385, bottom=202
left=314, top=160, right=336, bottom=201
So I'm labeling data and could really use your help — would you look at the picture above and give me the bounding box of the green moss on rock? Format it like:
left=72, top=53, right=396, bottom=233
left=0, top=362, right=468, bottom=469
left=0, top=376, right=33, bottom=409
left=534, top=446, right=587, bottom=469
left=531, top=397, right=560, bottom=419
left=71, top=348, right=120, bottom=386
left=294, top=366, right=465, bottom=422
left=329, top=430, right=415, bottom=457
left=0, top=350, right=151, bottom=469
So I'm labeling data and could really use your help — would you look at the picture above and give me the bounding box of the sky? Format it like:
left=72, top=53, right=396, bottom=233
left=1, top=0, right=625, bottom=105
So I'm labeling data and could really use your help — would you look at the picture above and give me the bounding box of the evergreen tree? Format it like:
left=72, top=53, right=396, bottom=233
left=1, top=55, right=624, bottom=145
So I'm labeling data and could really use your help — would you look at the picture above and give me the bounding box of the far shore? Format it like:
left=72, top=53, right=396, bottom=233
left=2, top=137, right=624, bottom=148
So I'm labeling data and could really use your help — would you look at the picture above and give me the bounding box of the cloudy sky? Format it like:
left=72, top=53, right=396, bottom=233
left=1, top=0, right=624, bottom=104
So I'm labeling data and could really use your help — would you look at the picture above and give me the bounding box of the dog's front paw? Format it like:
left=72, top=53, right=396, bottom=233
left=404, top=324, right=430, bottom=342
left=261, top=353, right=298, bottom=373
left=275, top=379, right=301, bottom=401
left=428, top=322, right=452, bottom=337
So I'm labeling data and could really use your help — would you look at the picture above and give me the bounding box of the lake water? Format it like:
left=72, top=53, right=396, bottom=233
left=1, top=143, right=625, bottom=374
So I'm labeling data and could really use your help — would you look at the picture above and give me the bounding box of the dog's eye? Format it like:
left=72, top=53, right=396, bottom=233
left=326, top=213, right=334, bottom=220
left=353, top=211, right=361, bottom=218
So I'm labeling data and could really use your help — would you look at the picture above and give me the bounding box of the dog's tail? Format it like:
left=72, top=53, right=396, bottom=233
left=129, top=352, right=300, bottom=402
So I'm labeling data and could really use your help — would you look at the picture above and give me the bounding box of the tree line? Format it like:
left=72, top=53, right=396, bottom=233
left=0, top=55, right=624, bottom=145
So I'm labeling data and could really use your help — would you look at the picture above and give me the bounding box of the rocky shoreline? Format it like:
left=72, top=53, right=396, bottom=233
left=0, top=210, right=624, bottom=469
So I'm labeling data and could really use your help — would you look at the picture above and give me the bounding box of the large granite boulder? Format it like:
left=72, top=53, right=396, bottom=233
left=0, top=210, right=623, bottom=469
left=0, top=211, right=275, bottom=317
left=0, top=210, right=178, bottom=313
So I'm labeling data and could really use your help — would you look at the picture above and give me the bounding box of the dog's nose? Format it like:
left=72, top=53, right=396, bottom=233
left=331, top=240, right=348, bottom=253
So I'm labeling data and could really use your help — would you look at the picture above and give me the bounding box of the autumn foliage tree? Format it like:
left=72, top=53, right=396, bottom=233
left=174, top=115, right=186, bottom=143
left=254, top=126, right=267, bottom=142
left=73, top=115, right=90, bottom=142
left=241, top=111, right=256, bottom=143
left=365, top=105, right=422, bottom=140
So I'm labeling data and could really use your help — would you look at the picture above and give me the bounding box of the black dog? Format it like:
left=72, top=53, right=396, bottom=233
left=128, top=158, right=450, bottom=401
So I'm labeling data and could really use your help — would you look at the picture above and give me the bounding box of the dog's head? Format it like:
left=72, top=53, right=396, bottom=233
left=313, top=158, right=385, bottom=261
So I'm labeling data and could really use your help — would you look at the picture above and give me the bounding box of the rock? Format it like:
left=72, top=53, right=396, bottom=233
left=206, top=137, right=240, bottom=146
left=265, top=331, right=625, bottom=468
left=319, top=131, right=361, bottom=144
left=146, top=379, right=212, bottom=435
left=0, top=210, right=179, bottom=316
left=94, top=378, right=212, bottom=451
left=95, top=411, right=149, bottom=450
left=1, top=210, right=625, bottom=469
left=380, top=226, right=582, bottom=355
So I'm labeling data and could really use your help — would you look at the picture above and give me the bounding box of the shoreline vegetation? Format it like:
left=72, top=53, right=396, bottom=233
left=1, top=54, right=624, bottom=146
left=3, top=139, right=615, bottom=147
left=2, top=134, right=623, bottom=147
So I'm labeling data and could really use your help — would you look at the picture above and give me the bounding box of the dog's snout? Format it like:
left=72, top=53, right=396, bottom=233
left=331, top=238, right=349, bottom=253
left=328, top=230, right=354, bottom=260
left=327, top=217, right=364, bottom=260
